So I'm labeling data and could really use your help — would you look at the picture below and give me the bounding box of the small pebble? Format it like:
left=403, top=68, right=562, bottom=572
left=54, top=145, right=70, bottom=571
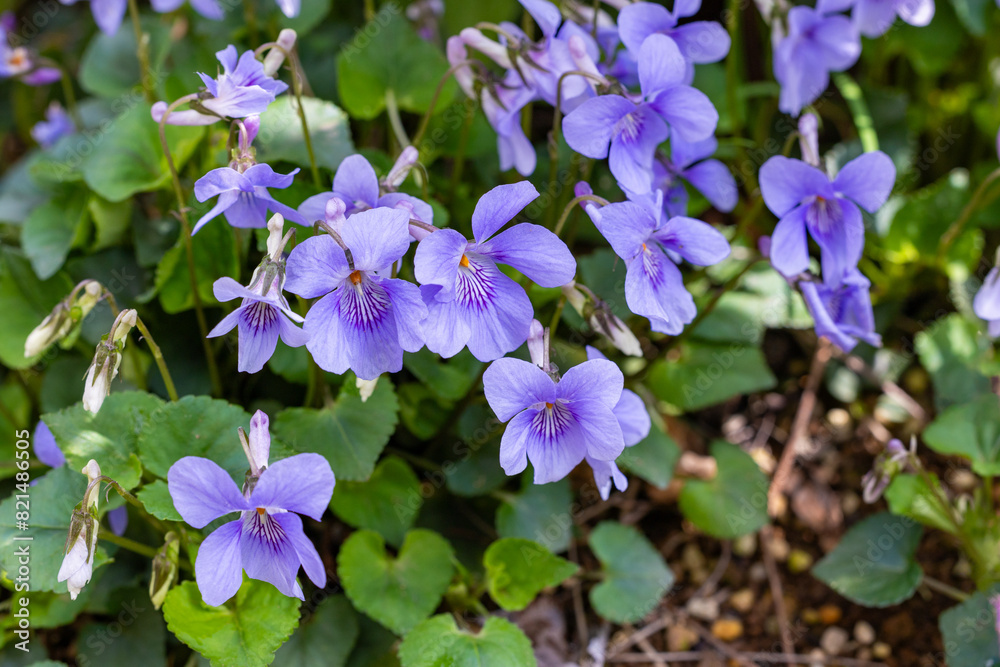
left=947, top=469, right=978, bottom=492
left=841, top=490, right=861, bottom=515
left=801, top=608, right=821, bottom=625
left=826, top=408, right=853, bottom=442
left=820, top=626, right=849, bottom=656
left=787, top=548, right=813, bottom=574
left=818, top=604, right=842, bottom=625
left=667, top=625, right=699, bottom=652
left=873, top=642, right=892, bottom=659
left=687, top=596, right=720, bottom=622
left=767, top=532, right=790, bottom=561
left=711, top=618, right=744, bottom=642
left=854, top=620, right=876, bottom=645
left=682, top=543, right=707, bottom=572
left=748, top=563, right=767, bottom=583
left=729, top=588, right=755, bottom=614
left=954, top=557, right=973, bottom=579
left=808, top=648, right=825, bottom=667
left=733, top=533, right=757, bottom=558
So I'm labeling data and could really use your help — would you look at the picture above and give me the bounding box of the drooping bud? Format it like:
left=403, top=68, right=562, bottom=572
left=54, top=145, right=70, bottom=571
left=383, top=146, right=420, bottom=191
left=567, top=35, right=608, bottom=88
left=459, top=28, right=514, bottom=69
left=24, top=280, right=103, bottom=358
left=262, top=29, right=297, bottom=77
left=149, top=532, right=180, bottom=610
left=798, top=113, right=820, bottom=168
left=446, top=36, right=476, bottom=97
left=57, top=460, right=103, bottom=600
left=860, top=437, right=916, bottom=503
left=82, top=310, right=134, bottom=414
left=266, top=213, right=286, bottom=259
left=562, top=282, right=642, bottom=357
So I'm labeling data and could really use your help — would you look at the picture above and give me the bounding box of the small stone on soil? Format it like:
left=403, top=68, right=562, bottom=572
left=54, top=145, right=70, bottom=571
left=818, top=604, right=842, bottom=625
left=710, top=618, right=743, bottom=642
left=820, top=626, right=849, bottom=655
left=729, top=588, right=754, bottom=613
left=667, top=625, right=699, bottom=651
left=853, top=620, right=876, bottom=645
left=872, top=641, right=892, bottom=659
left=687, top=596, right=720, bottom=621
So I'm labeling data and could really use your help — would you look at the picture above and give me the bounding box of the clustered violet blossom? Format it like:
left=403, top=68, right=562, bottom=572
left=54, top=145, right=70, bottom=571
left=168, top=411, right=334, bottom=606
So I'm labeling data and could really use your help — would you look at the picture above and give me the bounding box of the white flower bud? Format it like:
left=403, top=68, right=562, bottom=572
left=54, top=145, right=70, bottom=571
left=57, top=460, right=103, bottom=600
left=266, top=213, right=285, bottom=259
left=263, top=29, right=297, bottom=77
left=24, top=280, right=103, bottom=357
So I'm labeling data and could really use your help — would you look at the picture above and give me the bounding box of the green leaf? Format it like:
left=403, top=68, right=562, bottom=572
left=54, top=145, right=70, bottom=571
left=403, top=349, right=484, bottom=402
left=336, top=12, right=456, bottom=120
left=647, top=342, right=777, bottom=411
left=136, top=396, right=251, bottom=481
left=617, top=421, right=681, bottom=489
left=331, top=456, right=422, bottom=546
left=77, top=587, right=166, bottom=665
left=88, top=195, right=133, bottom=250
left=949, top=0, right=990, bottom=36
left=274, top=380, right=399, bottom=481
left=398, top=383, right=451, bottom=440
left=398, top=615, right=536, bottom=667
left=79, top=17, right=169, bottom=98
left=938, top=587, right=1000, bottom=667
left=495, top=477, right=572, bottom=554
left=153, top=217, right=239, bottom=313
left=923, top=394, right=1000, bottom=476
left=43, top=392, right=164, bottom=490
left=22, top=190, right=88, bottom=280
left=0, top=466, right=108, bottom=593
left=162, top=579, right=301, bottom=667
left=137, top=480, right=183, bottom=522
left=255, top=96, right=354, bottom=172
left=914, top=314, right=992, bottom=411
left=80, top=104, right=204, bottom=202
left=884, top=474, right=956, bottom=533
left=338, top=529, right=454, bottom=636
left=345, top=615, right=401, bottom=667
left=0, top=247, right=74, bottom=369
left=678, top=441, right=769, bottom=539
left=273, top=595, right=359, bottom=667
left=588, top=522, right=674, bottom=624
left=812, top=512, right=923, bottom=607
left=484, top=538, right=578, bottom=611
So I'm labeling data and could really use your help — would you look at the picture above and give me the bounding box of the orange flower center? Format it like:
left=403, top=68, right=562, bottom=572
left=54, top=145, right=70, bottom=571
left=545, top=402, right=554, bottom=409
left=459, top=255, right=470, bottom=268
left=256, top=507, right=266, bottom=515
left=349, top=270, right=363, bottom=285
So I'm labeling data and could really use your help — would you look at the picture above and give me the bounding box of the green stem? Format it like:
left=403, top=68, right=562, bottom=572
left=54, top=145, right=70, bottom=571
left=288, top=49, right=322, bottom=188
left=99, top=532, right=159, bottom=559
left=158, top=95, right=223, bottom=397
left=59, top=67, right=81, bottom=126
left=134, top=317, right=179, bottom=401
left=832, top=72, right=878, bottom=152
left=922, top=576, right=969, bottom=602
left=724, top=0, right=745, bottom=164
left=938, top=167, right=1000, bottom=260
left=665, top=258, right=761, bottom=351
left=385, top=88, right=411, bottom=148
left=126, top=0, right=154, bottom=102
left=412, top=60, right=482, bottom=148
left=449, top=105, right=474, bottom=201
left=243, top=0, right=259, bottom=48
left=554, top=194, right=608, bottom=237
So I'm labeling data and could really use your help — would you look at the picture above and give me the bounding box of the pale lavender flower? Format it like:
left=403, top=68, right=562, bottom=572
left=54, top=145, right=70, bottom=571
left=617, top=0, right=730, bottom=81
left=168, top=411, right=334, bottom=606
left=414, top=182, right=575, bottom=362
left=800, top=269, right=881, bottom=352
left=851, top=0, right=934, bottom=37
left=484, top=357, right=625, bottom=484
left=59, top=0, right=126, bottom=35
left=973, top=266, right=1000, bottom=338
left=150, top=0, right=224, bottom=19
left=193, top=164, right=306, bottom=234
left=31, top=102, right=75, bottom=148
left=284, top=208, right=427, bottom=380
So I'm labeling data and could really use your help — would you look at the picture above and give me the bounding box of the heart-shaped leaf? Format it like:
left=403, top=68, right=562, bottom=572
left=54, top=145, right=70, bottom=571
left=589, top=522, right=674, bottom=624
left=484, top=538, right=578, bottom=611
left=330, top=456, right=422, bottom=546
left=678, top=441, right=769, bottom=539
left=398, top=615, right=536, bottom=667
left=338, top=529, right=454, bottom=636
left=922, top=394, right=1000, bottom=476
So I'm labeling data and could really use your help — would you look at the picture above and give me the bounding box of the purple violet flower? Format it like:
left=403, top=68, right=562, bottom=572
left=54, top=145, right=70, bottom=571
left=193, top=164, right=306, bottom=234
left=31, top=102, right=75, bottom=148
left=58, top=0, right=126, bottom=35
left=800, top=269, right=881, bottom=352
left=852, top=0, right=933, bottom=37
left=152, top=46, right=288, bottom=126
left=414, top=182, right=576, bottom=362
left=150, top=0, right=224, bottom=20
left=760, top=151, right=894, bottom=285
left=298, top=154, right=434, bottom=236
left=284, top=208, right=427, bottom=380
left=773, top=4, right=861, bottom=117
left=168, top=411, right=334, bottom=606
left=584, top=346, right=651, bottom=499
left=483, top=357, right=626, bottom=484
left=582, top=195, right=730, bottom=335
left=563, top=34, right=718, bottom=194
left=0, top=40, right=61, bottom=85
left=973, top=266, right=1000, bottom=338
left=617, top=0, right=731, bottom=81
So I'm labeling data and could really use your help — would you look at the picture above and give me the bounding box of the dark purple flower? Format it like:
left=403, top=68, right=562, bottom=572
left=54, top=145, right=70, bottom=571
left=414, top=182, right=576, bottom=362
left=760, top=151, right=894, bottom=285
left=298, top=154, right=434, bottom=235
left=585, top=197, right=730, bottom=334
left=773, top=5, right=860, bottom=116
left=193, top=164, right=306, bottom=234
left=31, top=102, right=75, bottom=148
left=800, top=269, right=880, bottom=352
left=973, top=266, right=1000, bottom=338
left=208, top=275, right=308, bottom=374
left=484, top=357, right=625, bottom=484
left=563, top=34, right=717, bottom=193
left=617, top=0, right=730, bottom=81
left=284, top=208, right=427, bottom=380
left=168, top=411, right=334, bottom=606
left=625, top=137, right=737, bottom=219
left=852, top=0, right=933, bottom=37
